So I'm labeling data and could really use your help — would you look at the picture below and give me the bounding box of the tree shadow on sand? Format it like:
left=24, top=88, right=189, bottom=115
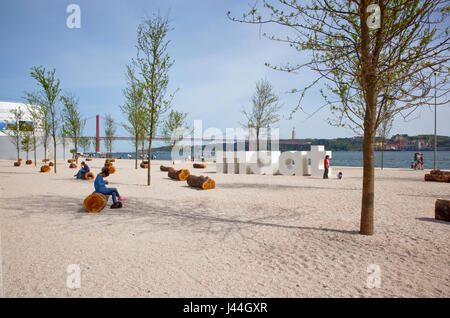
left=416, top=217, right=450, bottom=225
left=3, top=195, right=360, bottom=241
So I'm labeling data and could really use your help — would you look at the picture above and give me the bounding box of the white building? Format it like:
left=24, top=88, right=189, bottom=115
left=0, top=101, right=72, bottom=160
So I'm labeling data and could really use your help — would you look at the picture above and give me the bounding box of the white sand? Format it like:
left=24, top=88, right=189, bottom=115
left=0, top=158, right=449, bottom=297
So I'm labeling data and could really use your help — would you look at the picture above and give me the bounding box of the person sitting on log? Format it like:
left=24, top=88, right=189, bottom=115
left=75, top=161, right=90, bottom=179
left=94, top=167, right=125, bottom=209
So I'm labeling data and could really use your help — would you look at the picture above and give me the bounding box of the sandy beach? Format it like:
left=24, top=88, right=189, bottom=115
left=0, top=158, right=448, bottom=297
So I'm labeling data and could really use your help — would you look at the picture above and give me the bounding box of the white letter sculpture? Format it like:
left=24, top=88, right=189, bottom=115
left=216, top=145, right=332, bottom=177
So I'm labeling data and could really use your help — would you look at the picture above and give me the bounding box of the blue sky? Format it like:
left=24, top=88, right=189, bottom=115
left=1, top=0, right=448, bottom=152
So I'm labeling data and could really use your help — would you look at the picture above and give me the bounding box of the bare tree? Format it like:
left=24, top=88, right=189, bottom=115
left=5, top=107, right=24, bottom=162
left=242, top=79, right=281, bottom=150
left=78, top=137, right=91, bottom=154
left=133, top=13, right=177, bottom=185
left=61, top=94, right=84, bottom=163
left=103, top=113, right=116, bottom=158
left=229, top=0, right=449, bottom=235
left=24, top=96, right=51, bottom=163
left=162, top=110, right=189, bottom=164
left=27, top=66, right=62, bottom=173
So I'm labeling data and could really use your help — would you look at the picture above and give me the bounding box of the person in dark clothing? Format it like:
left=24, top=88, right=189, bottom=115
left=76, top=161, right=90, bottom=179
left=323, top=155, right=330, bottom=179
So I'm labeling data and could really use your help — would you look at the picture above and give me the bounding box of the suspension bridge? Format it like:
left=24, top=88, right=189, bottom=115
left=86, top=115, right=311, bottom=153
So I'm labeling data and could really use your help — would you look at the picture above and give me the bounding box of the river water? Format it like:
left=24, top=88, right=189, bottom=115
left=112, top=150, right=450, bottom=170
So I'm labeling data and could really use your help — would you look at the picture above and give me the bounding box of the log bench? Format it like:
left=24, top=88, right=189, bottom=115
left=193, top=163, right=206, bottom=169
left=83, top=192, right=110, bottom=213
left=168, top=168, right=190, bottom=181
left=424, top=170, right=450, bottom=183
left=435, top=199, right=450, bottom=222
left=186, top=175, right=215, bottom=190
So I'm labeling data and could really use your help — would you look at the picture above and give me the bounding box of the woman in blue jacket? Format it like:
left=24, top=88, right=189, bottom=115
left=94, top=167, right=124, bottom=209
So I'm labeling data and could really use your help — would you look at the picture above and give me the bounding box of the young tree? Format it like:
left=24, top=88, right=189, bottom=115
left=23, top=102, right=38, bottom=166
left=5, top=107, right=24, bottom=162
left=120, top=65, right=147, bottom=169
left=27, top=66, right=62, bottom=173
left=242, top=79, right=281, bottom=150
left=162, top=110, right=189, bottom=164
left=24, top=97, right=51, bottom=163
left=21, top=133, right=32, bottom=162
left=61, top=94, right=84, bottom=163
left=78, top=137, right=91, bottom=154
left=133, top=14, right=177, bottom=185
left=229, top=0, right=449, bottom=235
left=59, top=125, right=68, bottom=161
left=103, top=113, right=116, bottom=158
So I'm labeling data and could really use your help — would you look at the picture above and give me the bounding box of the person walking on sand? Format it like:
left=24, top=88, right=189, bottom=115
left=94, top=167, right=125, bottom=209
left=75, top=161, right=90, bottom=179
left=323, top=155, right=330, bottom=179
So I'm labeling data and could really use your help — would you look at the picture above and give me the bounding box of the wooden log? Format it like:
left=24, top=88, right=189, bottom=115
left=83, top=192, right=110, bottom=213
left=69, top=163, right=77, bottom=168
left=49, top=162, right=54, bottom=167
left=110, top=159, right=115, bottom=163
left=14, top=161, right=21, bottom=167
left=84, top=172, right=95, bottom=180
left=142, top=160, right=148, bottom=164
left=168, top=168, right=190, bottom=181
left=430, top=170, right=450, bottom=176
left=160, top=165, right=172, bottom=171
left=425, top=174, right=450, bottom=182
left=18, top=158, right=22, bottom=161
left=86, top=158, right=92, bottom=161
left=193, top=163, right=206, bottom=169
left=26, top=160, right=32, bottom=165
left=187, top=175, right=215, bottom=190
left=435, top=199, right=450, bottom=222
left=42, top=159, right=49, bottom=162
left=40, top=165, right=51, bottom=173
left=140, top=162, right=148, bottom=168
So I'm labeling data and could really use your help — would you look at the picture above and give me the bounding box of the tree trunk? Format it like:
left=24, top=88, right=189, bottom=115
left=187, top=175, right=215, bottom=190
left=147, top=123, right=153, bottom=186
left=16, top=138, right=20, bottom=162
left=53, top=133, right=57, bottom=173
left=381, top=136, right=384, bottom=170
left=361, top=127, right=376, bottom=235
left=75, top=137, right=78, bottom=164
left=33, top=132, right=37, bottom=167
left=63, top=140, right=66, bottom=161
left=135, top=136, right=138, bottom=169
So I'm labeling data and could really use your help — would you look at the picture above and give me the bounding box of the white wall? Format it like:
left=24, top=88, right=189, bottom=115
left=0, top=135, right=73, bottom=160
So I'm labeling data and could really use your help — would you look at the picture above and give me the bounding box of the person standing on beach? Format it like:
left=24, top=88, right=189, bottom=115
left=94, top=167, right=125, bottom=209
left=323, top=155, right=330, bottom=179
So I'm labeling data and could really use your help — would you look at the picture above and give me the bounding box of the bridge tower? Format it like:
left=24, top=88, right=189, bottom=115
left=96, top=114, right=100, bottom=153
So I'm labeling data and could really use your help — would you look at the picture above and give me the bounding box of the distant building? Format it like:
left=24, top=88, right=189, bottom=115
left=0, top=101, right=72, bottom=160
left=292, top=127, right=296, bottom=140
